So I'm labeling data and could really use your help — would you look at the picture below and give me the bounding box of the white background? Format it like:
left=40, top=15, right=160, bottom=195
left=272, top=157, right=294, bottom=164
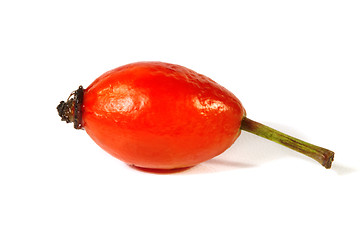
left=1, top=0, right=359, bottom=239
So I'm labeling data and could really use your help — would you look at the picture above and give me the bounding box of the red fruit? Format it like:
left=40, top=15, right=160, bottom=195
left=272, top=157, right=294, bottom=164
left=59, top=62, right=245, bottom=169
left=58, top=61, right=334, bottom=170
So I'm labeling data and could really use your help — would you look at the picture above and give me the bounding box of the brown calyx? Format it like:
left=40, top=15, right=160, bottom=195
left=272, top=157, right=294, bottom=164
left=57, top=86, right=84, bottom=129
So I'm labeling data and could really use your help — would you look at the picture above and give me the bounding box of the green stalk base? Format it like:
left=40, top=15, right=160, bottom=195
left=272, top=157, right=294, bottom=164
left=240, top=117, right=334, bottom=169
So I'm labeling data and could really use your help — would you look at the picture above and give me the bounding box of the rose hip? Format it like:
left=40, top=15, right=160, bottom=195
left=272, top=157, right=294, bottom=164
left=57, top=62, right=334, bottom=170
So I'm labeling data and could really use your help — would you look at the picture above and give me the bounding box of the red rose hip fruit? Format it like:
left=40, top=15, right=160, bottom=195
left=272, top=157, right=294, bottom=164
left=58, top=61, right=334, bottom=170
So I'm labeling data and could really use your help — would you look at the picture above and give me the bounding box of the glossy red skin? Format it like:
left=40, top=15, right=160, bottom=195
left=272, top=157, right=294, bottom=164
left=82, top=62, right=246, bottom=169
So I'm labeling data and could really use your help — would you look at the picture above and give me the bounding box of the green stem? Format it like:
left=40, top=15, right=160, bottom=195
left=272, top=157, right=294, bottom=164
left=240, top=117, right=334, bottom=169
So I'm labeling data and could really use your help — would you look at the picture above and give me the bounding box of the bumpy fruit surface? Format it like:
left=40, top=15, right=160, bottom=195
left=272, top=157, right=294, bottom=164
left=82, top=62, right=246, bottom=169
